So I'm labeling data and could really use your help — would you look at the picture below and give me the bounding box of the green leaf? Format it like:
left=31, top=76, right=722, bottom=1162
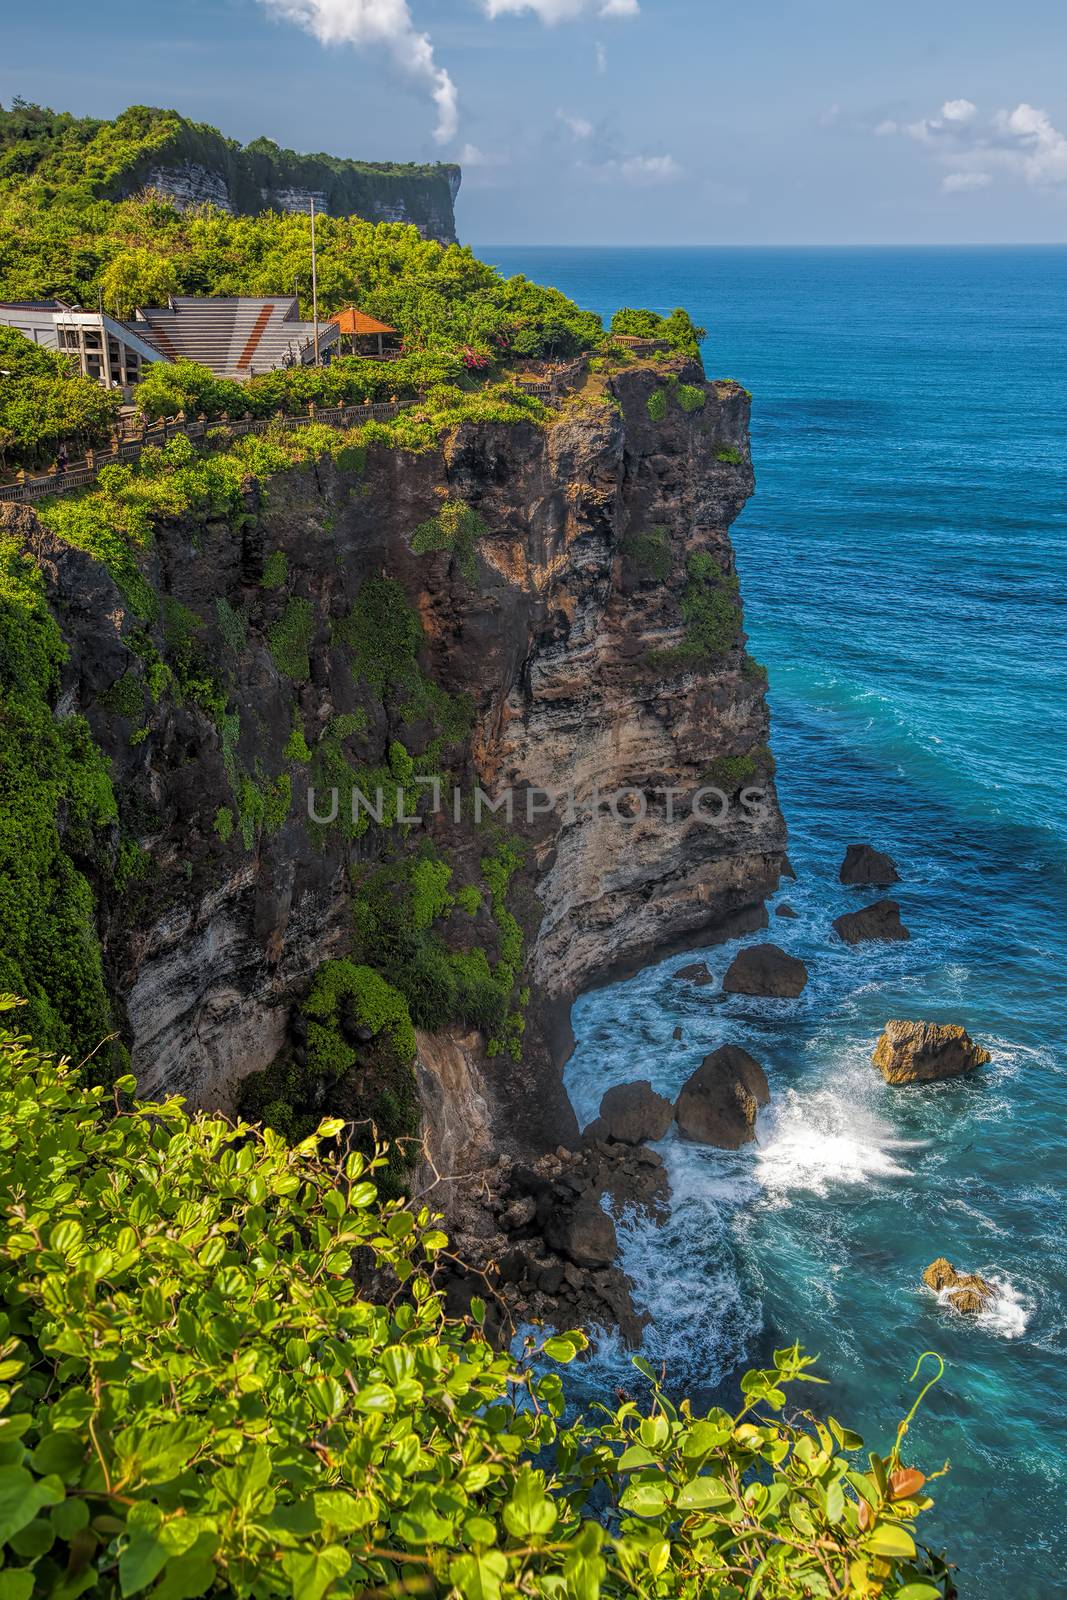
left=824, top=1479, right=845, bottom=1524
left=451, top=1552, right=508, bottom=1600
left=120, top=1533, right=169, bottom=1596
left=619, top=1481, right=669, bottom=1516
left=314, top=1492, right=374, bottom=1533
left=151, top=1553, right=217, bottom=1600
left=893, top=1586, right=944, bottom=1600
left=543, top=1334, right=582, bottom=1364
left=866, top=1523, right=918, bottom=1560
left=502, top=1467, right=557, bottom=1538
left=0, top=1571, right=35, bottom=1600
left=281, top=1546, right=351, bottom=1600
left=676, top=1476, right=732, bottom=1511
left=31, top=1432, right=86, bottom=1480
left=0, top=1465, right=62, bottom=1544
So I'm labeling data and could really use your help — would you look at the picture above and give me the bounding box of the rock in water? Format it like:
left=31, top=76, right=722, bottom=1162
left=585, top=1080, right=674, bottom=1144
left=872, top=1020, right=991, bottom=1084
left=839, top=843, right=900, bottom=886
left=775, top=902, right=798, bottom=919
left=675, top=1045, right=770, bottom=1148
left=722, top=943, right=808, bottom=998
left=833, top=899, right=910, bottom=945
left=673, top=960, right=714, bottom=986
left=923, top=1256, right=996, bottom=1315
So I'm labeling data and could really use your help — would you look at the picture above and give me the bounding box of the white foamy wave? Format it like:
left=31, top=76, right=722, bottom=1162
left=754, top=1086, right=913, bottom=1198
left=934, top=1274, right=1033, bottom=1340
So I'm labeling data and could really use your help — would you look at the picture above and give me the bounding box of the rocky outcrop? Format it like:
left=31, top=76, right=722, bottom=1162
left=923, top=1257, right=995, bottom=1315
left=673, top=960, right=714, bottom=985
left=722, top=943, right=808, bottom=998
left=833, top=899, right=910, bottom=945
left=675, top=1044, right=770, bottom=1148
left=839, top=844, right=900, bottom=887
left=433, top=1141, right=669, bottom=1347
left=775, top=903, right=797, bottom=919
left=872, top=1020, right=991, bottom=1085
left=585, top=1080, right=674, bottom=1144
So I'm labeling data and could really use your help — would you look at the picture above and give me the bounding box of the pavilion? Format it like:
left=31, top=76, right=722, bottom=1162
left=330, top=308, right=401, bottom=359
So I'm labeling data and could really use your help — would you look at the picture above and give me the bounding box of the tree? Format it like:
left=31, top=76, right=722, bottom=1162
left=99, top=246, right=179, bottom=318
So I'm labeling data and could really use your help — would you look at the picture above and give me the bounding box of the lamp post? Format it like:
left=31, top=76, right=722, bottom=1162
left=310, top=198, right=320, bottom=367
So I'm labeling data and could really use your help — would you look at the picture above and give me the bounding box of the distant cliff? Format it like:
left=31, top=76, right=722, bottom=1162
left=0, top=101, right=461, bottom=243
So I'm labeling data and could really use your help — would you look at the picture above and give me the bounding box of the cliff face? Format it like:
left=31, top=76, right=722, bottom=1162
left=23, top=359, right=786, bottom=1177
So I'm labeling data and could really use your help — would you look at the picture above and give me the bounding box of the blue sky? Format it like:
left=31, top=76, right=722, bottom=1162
left=5, top=0, right=1067, bottom=244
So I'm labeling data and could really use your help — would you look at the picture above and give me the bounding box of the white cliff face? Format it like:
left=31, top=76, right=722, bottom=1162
left=145, top=163, right=234, bottom=213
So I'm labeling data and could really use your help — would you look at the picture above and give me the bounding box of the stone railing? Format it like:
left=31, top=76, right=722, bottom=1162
left=0, top=399, right=409, bottom=505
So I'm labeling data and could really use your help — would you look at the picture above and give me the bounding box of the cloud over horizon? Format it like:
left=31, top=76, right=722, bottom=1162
left=878, top=96, right=1067, bottom=194
left=485, top=0, right=638, bottom=18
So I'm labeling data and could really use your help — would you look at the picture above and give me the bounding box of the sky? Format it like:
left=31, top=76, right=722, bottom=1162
left=4, top=0, right=1067, bottom=245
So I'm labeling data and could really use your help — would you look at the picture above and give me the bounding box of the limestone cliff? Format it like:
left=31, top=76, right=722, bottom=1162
left=13, top=359, right=786, bottom=1184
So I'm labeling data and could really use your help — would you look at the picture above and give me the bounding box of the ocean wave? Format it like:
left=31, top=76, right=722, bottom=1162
left=932, top=1273, right=1033, bottom=1340
left=753, top=1085, right=912, bottom=1198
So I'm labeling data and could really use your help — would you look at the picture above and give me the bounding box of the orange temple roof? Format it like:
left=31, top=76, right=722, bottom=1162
left=331, top=308, right=397, bottom=336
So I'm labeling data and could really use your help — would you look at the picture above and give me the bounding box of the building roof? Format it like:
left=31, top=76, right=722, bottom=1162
left=131, top=296, right=337, bottom=377
left=330, top=308, right=398, bottom=337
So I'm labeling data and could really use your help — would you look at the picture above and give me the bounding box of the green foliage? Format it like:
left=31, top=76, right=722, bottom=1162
left=0, top=327, right=120, bottom=473
left=134, top=359, right=246, bottom=425
left=716, top=445, right=745, bottom=465
left=98, top=246, right=179, bottom=320
left=284, top=718, right=311, bottom=764
left=703, top=753, right=757, bottom=791
left=674, top=552, right=742, bottom=668
left=236, top=770, right=291, bottom=850
left=260, top=549, right=288, bottom=589
left=214, top=596, right=248, bottom=656
left=622, top=526, right=672, bottom=584
left=676, top=383, right=707, bottom=413
left=742, top=653, right=769, bottom=685
left=0, top=538, right=115, bottom=1061
left=213, top=805, right=233, bottom=843
left=611, top=306, right=707, bottom=356
left=411, top=499, right=489, bottom=584
left=646, top=387, right=668, bottom=423
left=266, top=597, right=315, bottom=682
left=0, top=1004, right=954, bottom=1600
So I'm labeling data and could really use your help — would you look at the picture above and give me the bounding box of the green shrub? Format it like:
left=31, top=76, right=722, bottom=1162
left=260, top=550, right=288, bottom=589
left=676, top=382, right=706, bottom=413
left=213, top=805, right=233, bottom=842
left=411, top=499, right=489, bottom=584
left=680, top=551, right=742, bottom=663
left=266, top=596, right=315, bottom=682
left=0, top=538, right=116, bottom=1062
left=0, top=327, right=120, bottom=473
left=716, top=445, right=745, bottom=465
left=703, top=753, right=757, bottom=791
left=646, top=387, right=668, bottom=423
left=284, top=719, right=311, bottom=763
left=742, top=653, right=769, bottom=685
left=0, top=1001, right=955, bottom=1600
left=622, top=526, right=672, bottom=583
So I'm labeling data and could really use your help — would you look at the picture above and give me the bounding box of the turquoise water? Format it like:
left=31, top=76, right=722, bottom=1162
left=484, top=247, right=1067, bottom=1598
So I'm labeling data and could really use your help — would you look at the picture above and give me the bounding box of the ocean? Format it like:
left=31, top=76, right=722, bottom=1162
left=481, top=245, right=1067, bottom=1598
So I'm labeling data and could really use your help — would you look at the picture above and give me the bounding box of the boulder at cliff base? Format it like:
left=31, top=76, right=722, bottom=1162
left=722, top=943, right=808, bottom=998
left=675, top=1044, right=770, bottom=1148
left=833, top=899, right=910, bottom=945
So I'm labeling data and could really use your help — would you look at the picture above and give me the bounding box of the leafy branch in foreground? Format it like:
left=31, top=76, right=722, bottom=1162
left=0, top=998, right=953, bottom=1599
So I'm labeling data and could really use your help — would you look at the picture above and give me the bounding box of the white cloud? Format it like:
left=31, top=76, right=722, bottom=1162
left=459, top=142, right=509, bottom=167
left=558, top=110, right=594, bottom=138
left=818, top=104, right=841, bottom=128
left=878, top=96, right=1067, bottom=192
left=485, top=0, right=638, bottom=20
left=581, top=152, right=681, bottom=184
left=258, top=0, right=458, bottom=141
left=874, top=118, right=899, bottom=137
left=943, top=170, right=992, bottom=193
left=942, top=98, right=977, bottom=123
left=595, top=39, right=608, bottom=72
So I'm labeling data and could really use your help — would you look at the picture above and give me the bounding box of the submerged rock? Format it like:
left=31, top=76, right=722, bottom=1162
left=775, top=902, right=798, bottom=919
left=872, top=1020, right=991, bottom=1084
left=722, top=943, right=808, bottom=998
left=923, top=1257, right=996, bottom=1315
left=672, top=1024, right=684, bottom=1041
left=673, top=960, right=714, bottom=986
left=584, top=1079, right=674, bottom=1144
left=675, top=1044, right=770, bottom=1148
left=839, top=843, right=900, bottom=887
left=833, top=899, right=910, bottom=945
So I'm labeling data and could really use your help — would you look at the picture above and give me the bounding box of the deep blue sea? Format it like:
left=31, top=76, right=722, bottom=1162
left=483, top=246, right=1067, bottom=1598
